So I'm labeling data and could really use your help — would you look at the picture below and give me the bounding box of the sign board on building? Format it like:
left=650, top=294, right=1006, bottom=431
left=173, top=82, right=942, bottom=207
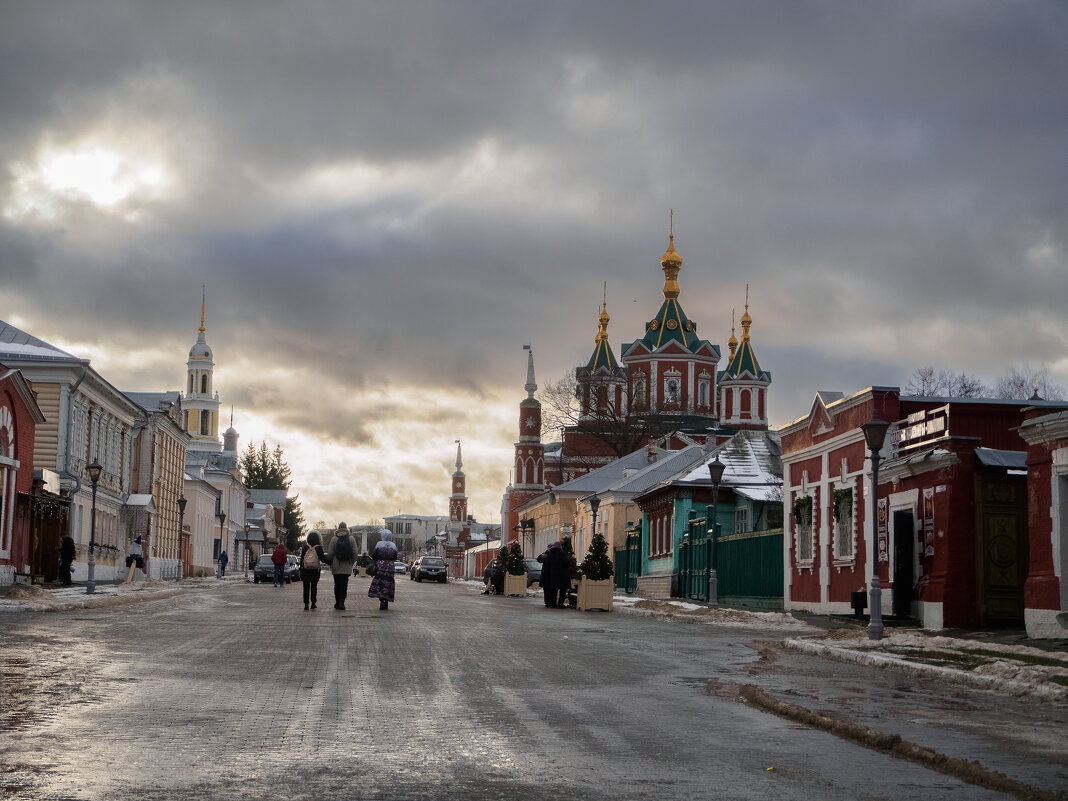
left=889, top=404, right=950, bottom=456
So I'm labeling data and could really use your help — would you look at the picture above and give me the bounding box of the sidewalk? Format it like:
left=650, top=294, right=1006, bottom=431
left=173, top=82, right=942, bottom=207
left=0, top=574, right=247, bottom=613
left=460, top=578, right=1068, bottom=701
left=612, top=594, right=1068, bottom=701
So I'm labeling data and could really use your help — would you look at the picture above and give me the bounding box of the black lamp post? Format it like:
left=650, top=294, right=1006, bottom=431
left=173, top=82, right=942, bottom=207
left=177, top=494, right=187, bottom=581
left=861, top=410, right=890, bottom=641
left=85, top=459, right=102, bottom=594
left=706, top=456, right=726, bottom=606
left=216, top=509, right=227, bottom=579
left=520, top=517, right=535, bottom=556
left=588, top=496, right=600, bottom=559
left=243, top=522, right=251, bottom=580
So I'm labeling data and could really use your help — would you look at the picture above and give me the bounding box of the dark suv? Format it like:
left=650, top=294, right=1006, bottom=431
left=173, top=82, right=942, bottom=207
left=412, top=556, right=447, bottom=583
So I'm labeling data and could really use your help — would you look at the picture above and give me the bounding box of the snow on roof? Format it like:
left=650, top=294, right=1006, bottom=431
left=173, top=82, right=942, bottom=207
left=0, top=321, right=80, bottom=360
left=606, top=446, right=707, bottom=496
left=552, top=446, right=676, bottom=494
left=678, top=430, right=783, bottom=491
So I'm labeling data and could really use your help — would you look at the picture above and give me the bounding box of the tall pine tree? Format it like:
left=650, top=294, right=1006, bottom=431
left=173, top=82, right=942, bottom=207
left=240, top=441, right=305, bottom=549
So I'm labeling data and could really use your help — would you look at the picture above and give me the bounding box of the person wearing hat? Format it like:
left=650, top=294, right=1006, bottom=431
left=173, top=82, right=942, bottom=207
left=367, top=528, right=399, bottom=610
left=326, top=522, right=356, bottom=610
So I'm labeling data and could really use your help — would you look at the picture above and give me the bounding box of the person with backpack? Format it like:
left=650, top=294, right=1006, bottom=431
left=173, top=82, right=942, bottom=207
left=326, top=522, right=356, bottom=610
left=298, top=530, right=327, bottom=610
left=270, top=541, right=289, bottom=587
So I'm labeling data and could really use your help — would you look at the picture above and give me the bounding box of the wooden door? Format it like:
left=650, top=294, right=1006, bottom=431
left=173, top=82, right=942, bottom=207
left=976, top=473, right=1028, bottom=626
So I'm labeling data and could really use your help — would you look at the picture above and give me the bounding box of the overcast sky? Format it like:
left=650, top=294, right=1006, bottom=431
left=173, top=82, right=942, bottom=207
left=2, top=1, right=1066, bottom=527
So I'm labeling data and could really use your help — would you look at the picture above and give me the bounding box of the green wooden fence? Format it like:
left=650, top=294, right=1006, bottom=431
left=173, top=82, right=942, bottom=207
left=677, top=515, right=783, bottom=609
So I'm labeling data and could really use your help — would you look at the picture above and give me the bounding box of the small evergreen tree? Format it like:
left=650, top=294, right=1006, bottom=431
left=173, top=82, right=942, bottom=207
left=561, top=535, right=579, bottom=579
left=580, top=531, right=614, bottom=581
left=356, top=552, right=372, bottom=568
left=504, top=541, right=526, bottom=576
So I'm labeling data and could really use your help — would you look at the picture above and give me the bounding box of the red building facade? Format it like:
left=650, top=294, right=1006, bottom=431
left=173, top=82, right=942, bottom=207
left=782, top=386, right=1064, bottom=631
left=1018, top=408, right=1068, bottom=638
left=0, top=363, right=46, bottom=584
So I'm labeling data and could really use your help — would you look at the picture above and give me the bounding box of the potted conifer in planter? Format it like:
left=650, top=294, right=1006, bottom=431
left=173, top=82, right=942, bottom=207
left=577, top=531, right=614, bottom=612
left=502, top=540, right=528, bottom=597
left=355, top=552, right=371, bottom=577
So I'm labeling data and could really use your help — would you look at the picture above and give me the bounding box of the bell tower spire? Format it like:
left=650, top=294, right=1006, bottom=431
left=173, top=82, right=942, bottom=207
left=183, top=286, right=222, bottom=452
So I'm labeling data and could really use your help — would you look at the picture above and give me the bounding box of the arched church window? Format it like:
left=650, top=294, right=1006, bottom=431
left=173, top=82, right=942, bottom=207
left=665, top=378, right=680, bottom=405
left=200, top=410, right=211, bottom=436
left=633, top=374, right=646, bottom=407
left=200, top=375, right=208, bottom=394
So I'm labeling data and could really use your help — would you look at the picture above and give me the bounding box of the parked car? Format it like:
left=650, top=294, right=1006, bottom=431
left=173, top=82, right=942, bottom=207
left=412, top=556, right=447, bottom=583
left=253, top=554, right=293, bottom=584
left=524, top=558, right=542, bottom=587
left=393, top=561, right=407, bottom=574
left=286, top=555, right=302, bottom=582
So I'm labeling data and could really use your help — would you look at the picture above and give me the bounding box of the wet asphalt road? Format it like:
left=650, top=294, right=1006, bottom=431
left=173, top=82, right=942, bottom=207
left=1, top=578, right=1065, bottom=800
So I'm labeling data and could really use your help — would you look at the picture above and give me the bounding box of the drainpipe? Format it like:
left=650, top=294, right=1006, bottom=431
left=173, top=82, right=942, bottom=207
left=60, top=365, right=89, bottom=497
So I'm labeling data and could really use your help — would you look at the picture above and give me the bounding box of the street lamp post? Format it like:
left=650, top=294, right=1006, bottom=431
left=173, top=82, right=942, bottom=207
left=861, top=410, right=890, bottom=641
left=706, top=457, right=725, bottom=606
left=85, top=459, right=102, bottom=594
left=177, top=494, right=187, bottom=582
left=243, top=523, right=251, bottom=581
left=216, top=510, right=227, bottom=579
left=589, top=496, right=600, bottom=562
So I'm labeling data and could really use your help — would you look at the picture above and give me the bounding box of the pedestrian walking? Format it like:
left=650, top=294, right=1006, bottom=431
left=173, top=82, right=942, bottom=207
left=299, top=531, right=326, bottom=610
left=270, top=541, right=288, bottom=587
left=326, top=522, right=356, bottom=610
left=125, top=536, right=145, bottom=582
left=59, top=533, right=76, bottom=586
left=537, top=541, right=570, bottom=608
left=218, top=549, right=228, bottom=578
left=367, top=529, right=398, bottom=611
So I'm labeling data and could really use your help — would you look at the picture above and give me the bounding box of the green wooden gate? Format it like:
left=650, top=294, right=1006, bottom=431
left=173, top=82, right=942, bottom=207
left=677, top=513, right=711, bottom=601
left=717, top=527, right=784, bottom=610
left=614, top=529, right=642, bottom=593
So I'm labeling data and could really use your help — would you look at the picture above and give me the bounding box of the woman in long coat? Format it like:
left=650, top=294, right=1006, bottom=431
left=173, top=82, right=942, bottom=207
left=367, top=529, right=399, bottom=610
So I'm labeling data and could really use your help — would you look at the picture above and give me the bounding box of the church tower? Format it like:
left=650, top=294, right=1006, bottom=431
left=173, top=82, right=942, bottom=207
left=620, top=227, right=721, bottom=419
left=183, top=288, right=222, bottom=453
left=503, top=345, right=546, bottom=546
left=449, top=440, right=468, bottom=525
left=576, top=286, right=628, bottom=424
left=718, top=288, right=771, bottom=430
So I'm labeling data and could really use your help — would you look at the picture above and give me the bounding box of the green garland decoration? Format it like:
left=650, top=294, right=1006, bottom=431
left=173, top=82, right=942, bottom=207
left=832, top=488, right=853, bottom=521
left=792, top=495, right=812, bottom=524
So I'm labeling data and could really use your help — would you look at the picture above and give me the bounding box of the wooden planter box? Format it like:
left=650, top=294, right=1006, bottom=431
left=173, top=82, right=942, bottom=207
left=577, top=577, right=614, bottom=612
left=503, top=572, right=528, bottom=597
left=356, top=566, right=368, bottom=577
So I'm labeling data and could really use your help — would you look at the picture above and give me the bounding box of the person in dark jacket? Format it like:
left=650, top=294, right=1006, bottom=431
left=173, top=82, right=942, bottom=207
left=367, top=529, right=398, bottom=611
left=59, top=534, right=76, bottom=586
left=482, top=557, right=503, bottom=595
left=538, top=541, right=570, bottom=608
left=298, top=530, right=327, bottom=610
left=326, top=522, right=356, bottom=609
